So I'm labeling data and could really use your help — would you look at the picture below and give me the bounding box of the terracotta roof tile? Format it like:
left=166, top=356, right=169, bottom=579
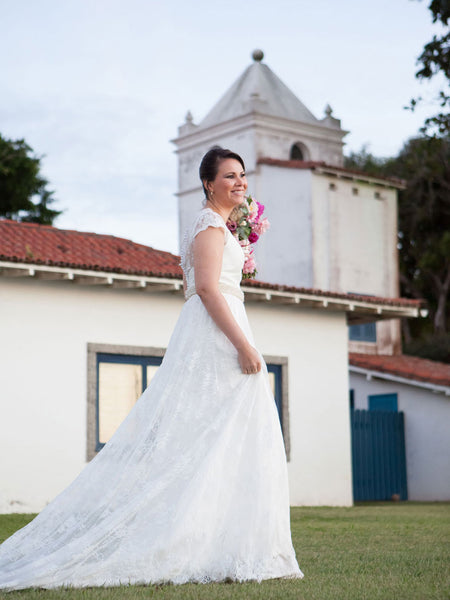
left=244, top=279, right=423, bottom=309
left=349, top=353, right=450, bottom=387
left=0, top=219, right=182, bottom=278
left=257, top=157, right=405, bottom=187
left=0, top=220, right=423, bottom=310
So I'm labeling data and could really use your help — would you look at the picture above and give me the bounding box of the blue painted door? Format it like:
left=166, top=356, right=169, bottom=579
left=351, top=409, right=408, bottom=501
left=369, top=393, right=398, bottom=412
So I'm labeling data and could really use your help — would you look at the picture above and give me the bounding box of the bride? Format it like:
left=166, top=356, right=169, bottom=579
left=0, top=146, right=304, bottom=590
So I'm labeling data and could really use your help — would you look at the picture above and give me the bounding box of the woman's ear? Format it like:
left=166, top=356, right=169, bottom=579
left=204, top=180, right=212, bottom=195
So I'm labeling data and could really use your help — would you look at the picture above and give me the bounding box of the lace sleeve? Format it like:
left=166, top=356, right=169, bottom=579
left=180, top=209, right=227, bottom=273
left=192, top=210, right=227, bottom=239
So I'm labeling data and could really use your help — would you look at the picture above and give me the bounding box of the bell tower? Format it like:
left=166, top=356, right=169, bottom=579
left=172, top=50, right=348, bottom=249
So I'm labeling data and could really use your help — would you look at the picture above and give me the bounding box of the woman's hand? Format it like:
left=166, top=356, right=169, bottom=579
left=238, top=343, right=262, bottom=375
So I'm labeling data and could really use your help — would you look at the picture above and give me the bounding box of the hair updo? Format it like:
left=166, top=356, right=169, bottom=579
left=199, top=146, right=245, bottom=200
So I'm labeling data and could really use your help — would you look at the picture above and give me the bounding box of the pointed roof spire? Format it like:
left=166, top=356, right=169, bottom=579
left=199, top=50, right=319, bottom=129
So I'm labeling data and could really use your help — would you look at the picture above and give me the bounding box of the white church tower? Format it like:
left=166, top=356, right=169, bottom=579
left=172, top=50, right=402, bottom=355
left=173, top=49, right=347, bottom=240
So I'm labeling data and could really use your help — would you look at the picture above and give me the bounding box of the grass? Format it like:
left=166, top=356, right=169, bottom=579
left=0, top=503, right=449, bottom=600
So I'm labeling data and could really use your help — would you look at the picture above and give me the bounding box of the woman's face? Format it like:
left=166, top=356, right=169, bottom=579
left=206, top=158, right=247, bottom=208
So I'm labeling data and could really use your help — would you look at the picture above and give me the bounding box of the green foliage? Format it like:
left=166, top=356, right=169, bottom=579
left=0, top=134, right=62, bottom=225
left=404, top=332, right=450, bottom=362
left=0, top=503, right=448, bottom=600
left=408, top=0, right=450, bottom=135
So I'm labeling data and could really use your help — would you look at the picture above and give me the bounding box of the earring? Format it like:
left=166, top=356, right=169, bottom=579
left=209, top=189, right=214, bottom=200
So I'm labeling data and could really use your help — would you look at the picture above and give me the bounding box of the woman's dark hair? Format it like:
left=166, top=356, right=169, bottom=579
left=199, top=146, right=245, bottom=199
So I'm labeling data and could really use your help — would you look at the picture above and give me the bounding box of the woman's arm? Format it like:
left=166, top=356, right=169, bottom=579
left=194, top=226, right=261, bottom=374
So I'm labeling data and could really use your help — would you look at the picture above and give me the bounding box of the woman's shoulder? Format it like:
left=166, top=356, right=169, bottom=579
left=192, top=207, right=228, bottom=237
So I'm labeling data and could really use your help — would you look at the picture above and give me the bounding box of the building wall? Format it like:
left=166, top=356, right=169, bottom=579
left=350, top=372, right=450, bottom=501
left=249, top=304, right=353, bottom=506
left=0, top=278, right=182, bottom=514
left=0, top=277, right=353, bottom=512
left=311, top=172, right=401, bottom=356
left=311, top=173, right=399, bottom=297
left=254, top=165, right=313, bottom=287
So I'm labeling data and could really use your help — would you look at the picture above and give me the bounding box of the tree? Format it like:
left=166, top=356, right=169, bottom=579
left=345, top=137, right=450, bottom=362
left=394, top=137, right=450, bottom=333
left=408, top=0, right=450, bottom=135
left=0, top=134, right=62, bottom=224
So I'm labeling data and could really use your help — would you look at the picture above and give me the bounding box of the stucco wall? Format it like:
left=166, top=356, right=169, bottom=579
left=0, top=278, right=183, bottom=513
left=248, top=304, right=353, bottom=506
left=254, top=165, right=313, bottom=287
left=0, top=277, right=353, bottom=512
left=311, top=173, right=398, bottom=297
left=350, top=373, right=450, bottom=501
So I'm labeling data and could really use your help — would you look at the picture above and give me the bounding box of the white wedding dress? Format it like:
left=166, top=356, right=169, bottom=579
left=0, top=207, right=303, bottom=590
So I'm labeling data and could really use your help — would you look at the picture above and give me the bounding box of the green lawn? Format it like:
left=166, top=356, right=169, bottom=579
left=0, top=503, right=449, bottom=600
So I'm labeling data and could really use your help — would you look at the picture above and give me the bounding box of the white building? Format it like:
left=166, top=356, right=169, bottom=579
left=0, top=220, right=421, bottom=512
left=349, top=353, right=450, bottom=501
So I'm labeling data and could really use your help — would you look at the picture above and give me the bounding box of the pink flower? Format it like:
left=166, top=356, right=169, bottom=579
left=227, top=220, right=237, bottom=233
left=248, top=231, right=259, bottom=243
left=255, top=217, right=270, bottom=235
left=243, top=255, right=256, bottom=274
left=256, top=202, right=265, bottom=219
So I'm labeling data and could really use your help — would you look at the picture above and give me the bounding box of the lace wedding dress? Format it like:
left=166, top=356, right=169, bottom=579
left=0, top=208, right=303, bottom=590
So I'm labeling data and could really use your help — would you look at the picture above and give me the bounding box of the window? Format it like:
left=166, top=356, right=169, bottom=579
left=290, top=143, right=304, bottom=160
left=329, top=182, right=337, bottom=191
left=97, top=353, right=162, bottom=448
left=349, top=389, right=355, bottom=411
left=87, top=345, right=291, bottom=461
left=369, top=393, right=398, bottom=412
left=289, top=141, right=309, bottom=161
left=87, top=343, right=165, bottom=459
left=267, top=363, right=282, bottom=422
left=266, top=356, right=291, bottom=461
left=349, top=322, right=377, bottom=342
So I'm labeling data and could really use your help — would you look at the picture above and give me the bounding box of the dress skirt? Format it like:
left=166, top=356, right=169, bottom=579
left=0, top=293, right=303, bottom=590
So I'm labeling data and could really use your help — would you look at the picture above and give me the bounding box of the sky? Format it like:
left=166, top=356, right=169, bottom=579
left=1, top=0, right=446, bottom=254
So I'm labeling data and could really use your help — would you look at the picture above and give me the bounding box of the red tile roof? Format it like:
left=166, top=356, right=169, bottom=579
left=257, top=157, right=405, bottom=187
left=0, top=220, right=423, bottom=311
left=244, top=279, right=422, bottom=309
left=0, top=219, right=182, bottom=278
left=349, top=353, right=450, bottom=387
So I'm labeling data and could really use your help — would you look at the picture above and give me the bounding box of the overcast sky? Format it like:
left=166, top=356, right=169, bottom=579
left=1, top=0, right=445, bottom=254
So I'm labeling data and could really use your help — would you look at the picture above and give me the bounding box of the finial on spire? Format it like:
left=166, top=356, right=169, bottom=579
left=185, top=110, right=193, bottom=123
left=324, top=104, right=333, bottom=117
left=252, top=49, right=264, bottom=62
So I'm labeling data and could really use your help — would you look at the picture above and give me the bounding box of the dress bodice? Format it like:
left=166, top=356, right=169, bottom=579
left=180, top=208, right=245, bottom=302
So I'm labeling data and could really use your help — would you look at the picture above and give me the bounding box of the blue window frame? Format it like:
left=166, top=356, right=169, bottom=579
left=369, top=393, right=398, bottom=412
left=349, top=322, right=377, bottom=342
left=96, top=352, right=163, bottom=451
left=88, top=346, right=289, bottom=461
left=266, top=360, right=291, bottom=460
left=267, top=363, right=283, bottom=425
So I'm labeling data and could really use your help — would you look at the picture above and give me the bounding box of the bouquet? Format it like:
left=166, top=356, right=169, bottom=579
left=227, top=195, right=270, bottom=279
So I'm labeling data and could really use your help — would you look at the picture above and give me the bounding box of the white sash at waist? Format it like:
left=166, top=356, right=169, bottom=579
left=185, top=283, right=244, bottom=302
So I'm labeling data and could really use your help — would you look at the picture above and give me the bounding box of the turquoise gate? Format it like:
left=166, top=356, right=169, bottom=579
left=351, top=409, right=408, bottom=501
